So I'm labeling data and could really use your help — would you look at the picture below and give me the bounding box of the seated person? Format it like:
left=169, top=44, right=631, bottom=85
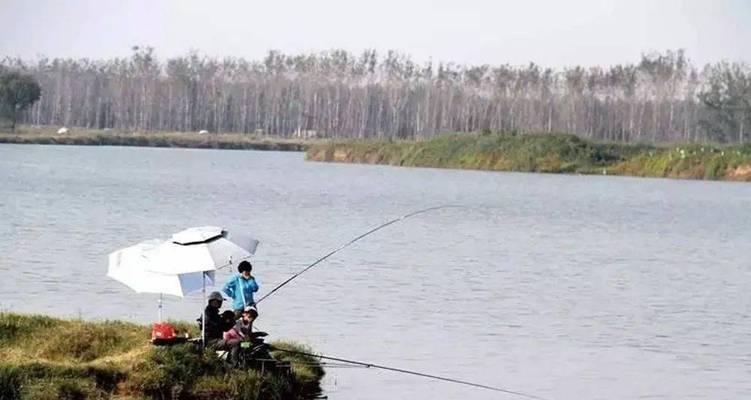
left=230, top=306, right=276, bottom=368
left=224, top=306, right=261, bottom=341
left=203, top=291, right=241, bottom=365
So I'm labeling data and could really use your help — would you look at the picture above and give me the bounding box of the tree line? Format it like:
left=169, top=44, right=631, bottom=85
left=2, top=48, right=749, bottom=143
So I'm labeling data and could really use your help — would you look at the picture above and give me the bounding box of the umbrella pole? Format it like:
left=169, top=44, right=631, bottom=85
left=158, top=293, right=163, bottom=322
left=201, top=272, right=206, bottom=350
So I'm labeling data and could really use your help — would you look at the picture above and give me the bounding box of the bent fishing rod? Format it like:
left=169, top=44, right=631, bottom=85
left=270, top=346, right=550, bottom=400
left=256, top=206, right=551, bottom=400
left=254, top=205, right=464, bottom=305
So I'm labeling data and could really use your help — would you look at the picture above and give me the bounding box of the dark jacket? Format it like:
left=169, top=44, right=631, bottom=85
left=203, top=305, right=233, bottom=342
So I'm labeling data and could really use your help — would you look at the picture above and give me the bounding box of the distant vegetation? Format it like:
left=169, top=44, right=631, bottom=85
left=307, top=133, right=751, bottom=181
left=1, top=48, right=750, bottom=143
left=0, top=70, right=41, bottom=132
left=0, top=313, right=324, bottom=400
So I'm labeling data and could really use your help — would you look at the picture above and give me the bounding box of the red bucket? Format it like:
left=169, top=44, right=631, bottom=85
left=151, top=323, right=178, bottom=343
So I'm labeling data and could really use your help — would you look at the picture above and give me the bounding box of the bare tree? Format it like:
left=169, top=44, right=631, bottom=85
left=3, top=48, right=749, bottom=143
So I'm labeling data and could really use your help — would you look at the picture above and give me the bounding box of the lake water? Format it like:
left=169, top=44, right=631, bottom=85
left=1, top=144, right=749, bottom=400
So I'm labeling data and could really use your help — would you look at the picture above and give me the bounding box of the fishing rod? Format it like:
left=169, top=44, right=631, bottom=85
left=255, top=206, right=552, bottom=399
left=271, top=346, right=551, bottom=400
left=254, top=205, right=463, bottom=305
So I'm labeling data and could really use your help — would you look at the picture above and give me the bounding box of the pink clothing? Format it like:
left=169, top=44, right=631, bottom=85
left=223, top=328, right=242, bottom=341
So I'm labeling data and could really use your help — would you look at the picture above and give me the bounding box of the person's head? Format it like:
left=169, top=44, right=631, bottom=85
left=238, top=261, right=253, bottom=278
left=221, top=310, right=236, bottom=323
left=242, top=305, right=258, bottom=322
left=207, top=291, right=224, bottom=308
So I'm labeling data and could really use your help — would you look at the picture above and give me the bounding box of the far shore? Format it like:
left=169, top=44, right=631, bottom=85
left=5, top=127, right=751, bottom=182
left=306, top=133, right=751, bottom=182
left=0, top=126, right=312, bottom=152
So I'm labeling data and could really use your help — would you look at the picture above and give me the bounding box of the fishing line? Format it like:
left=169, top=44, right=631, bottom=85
left=256, top=358, right=369, bottom=369
left=271, top=346, right=551, bottom=400
left=254, top=205, right=464, bottom=305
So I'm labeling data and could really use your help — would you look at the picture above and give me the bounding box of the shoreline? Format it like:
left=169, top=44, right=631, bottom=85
left=0, top=128, right=311, bottom=152
left=5, top=128, right=751, bottom=182
left=305, top=133, right=751, bottom=182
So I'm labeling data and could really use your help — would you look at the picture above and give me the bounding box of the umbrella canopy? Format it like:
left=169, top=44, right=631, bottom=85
left=145, top=226, right=260, bottom=275
left=107, top=239, right=215, bottom=297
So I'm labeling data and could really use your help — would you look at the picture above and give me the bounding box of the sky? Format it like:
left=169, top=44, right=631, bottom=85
left=1, top=0, right=750, bottom=68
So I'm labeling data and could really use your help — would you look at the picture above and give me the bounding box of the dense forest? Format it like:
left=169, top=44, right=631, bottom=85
left=1, top=48, right=749, bottom=143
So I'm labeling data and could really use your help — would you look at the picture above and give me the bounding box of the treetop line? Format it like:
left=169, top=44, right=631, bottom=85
left=1, top=48, right=749, bottom=143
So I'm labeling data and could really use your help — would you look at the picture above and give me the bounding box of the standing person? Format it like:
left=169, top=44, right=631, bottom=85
left=223, top=261, right=259, bottom=317
left=203, top=291, right=241, bottom=366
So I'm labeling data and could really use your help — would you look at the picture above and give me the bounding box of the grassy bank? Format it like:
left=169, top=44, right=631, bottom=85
left=0, top=126, right=310, bottom=152
left=306, top=133, right=751, bottom=181
left=0, top=313, right=324, bottom=400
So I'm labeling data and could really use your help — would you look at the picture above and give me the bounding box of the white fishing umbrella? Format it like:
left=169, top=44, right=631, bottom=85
left=145, top=226, right=259, bottom=275
left=143, top=226, right=260, bottom=346
left=107, top=239, right=215, bottom=321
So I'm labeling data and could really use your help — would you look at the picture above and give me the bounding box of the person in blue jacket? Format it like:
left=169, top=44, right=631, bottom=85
left=223, top=261, right=259, bottom=317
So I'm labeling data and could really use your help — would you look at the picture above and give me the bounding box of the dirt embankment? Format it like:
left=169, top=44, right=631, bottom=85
left=726, top=164, right=751, bottom=180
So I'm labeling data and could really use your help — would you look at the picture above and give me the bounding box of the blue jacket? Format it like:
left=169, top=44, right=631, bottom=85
left=222, top=275, right=259, bottom=311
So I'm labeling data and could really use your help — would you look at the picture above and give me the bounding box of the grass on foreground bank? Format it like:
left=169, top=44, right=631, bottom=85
left=0, top=126, right=311, bottom=151
left=0, top=313, right=324, bottom=400
left=306, top=133, right=751, bottom=181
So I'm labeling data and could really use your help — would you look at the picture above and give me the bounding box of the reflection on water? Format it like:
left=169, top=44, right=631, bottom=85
left=1, top=144, right=749, bottom=399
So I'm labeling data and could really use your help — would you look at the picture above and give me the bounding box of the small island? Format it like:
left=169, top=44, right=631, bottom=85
left=0, top=313, right=324, bottom=400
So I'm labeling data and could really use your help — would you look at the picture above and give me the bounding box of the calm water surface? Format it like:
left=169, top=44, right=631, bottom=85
left=0, top=144, right=749, bottom=400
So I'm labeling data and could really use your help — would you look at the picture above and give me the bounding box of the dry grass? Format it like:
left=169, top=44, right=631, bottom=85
left=0, top=313, right=324, bottom=400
